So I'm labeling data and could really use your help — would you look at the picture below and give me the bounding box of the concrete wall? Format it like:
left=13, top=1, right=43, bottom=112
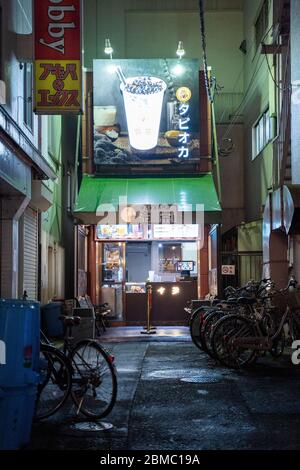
left=242, top=0, right=276, bottom=222
left=83, top=0, right=244, bottom=123
left=0, top=1, right=71, bottom=302
left=0, top=0, right=39, bottom=148
left=217, top=123, right=245, bottom=233
left=40, top=116, right=65, bottom=303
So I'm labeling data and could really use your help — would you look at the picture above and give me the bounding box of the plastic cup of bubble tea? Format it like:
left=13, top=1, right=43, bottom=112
left=120, top=76, right=167, bottom=151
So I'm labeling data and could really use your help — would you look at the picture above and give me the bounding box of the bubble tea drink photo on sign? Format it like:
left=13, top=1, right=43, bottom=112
left=120, top=76, right=167, bottom=151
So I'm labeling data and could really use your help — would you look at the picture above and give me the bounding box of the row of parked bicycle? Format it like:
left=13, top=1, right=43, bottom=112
left=188, top=277, right=300, bottom=368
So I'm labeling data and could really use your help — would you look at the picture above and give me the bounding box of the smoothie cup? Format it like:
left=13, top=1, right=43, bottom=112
left=120, top=76, right=167, bottom=151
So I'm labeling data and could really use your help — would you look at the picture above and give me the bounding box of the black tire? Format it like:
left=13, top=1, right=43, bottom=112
left=270, top=330, right=285, bottom=358
left=70, top=340, right=117, bottom=420
left=35, top=344, right=72, bottom=420
left=211, top=314, right=257, bottom=368
left=189, top=307, right=214, bottom=351
left=290, top=310, right=300, bottom=341
left=201, top=309, right=227, bottom=358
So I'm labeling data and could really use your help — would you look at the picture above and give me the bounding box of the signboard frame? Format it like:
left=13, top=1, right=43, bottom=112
left=33, top=0, right=82, bottom=115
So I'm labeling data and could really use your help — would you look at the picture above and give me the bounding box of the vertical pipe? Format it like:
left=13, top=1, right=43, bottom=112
left=291, top=0, right=300, bottom=184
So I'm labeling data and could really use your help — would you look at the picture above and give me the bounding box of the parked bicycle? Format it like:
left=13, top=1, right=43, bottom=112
left=188, top=280, right=262, bottom=352
left=211, top=277, right=300, bottom=368
left=36, top=314, right=117, bottom=420
left=188, top=277, right=300, bottom=369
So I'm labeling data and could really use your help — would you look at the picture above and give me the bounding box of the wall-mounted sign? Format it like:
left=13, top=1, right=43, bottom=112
left=96, top=224, right=145, bottom=240
left=153, top=224, right=199, bottom=239
left=34, top=0, right=82, bottom=114
left=221, top=265, right=236, bottom=275
left=93, top=59, right=200, bottom=171
left=95, top=223, right=200, bottom=240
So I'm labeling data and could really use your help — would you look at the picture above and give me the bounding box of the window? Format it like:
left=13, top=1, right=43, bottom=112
left=23, top=62, right=33, bottom=129
left=255, top=0, right=269, bottom=51
left=252, top=108, right=273, bottom=159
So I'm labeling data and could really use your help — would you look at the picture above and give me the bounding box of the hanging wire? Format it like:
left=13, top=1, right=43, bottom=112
left=263, top=37, right=291, bottom=92
left=199, top=0, right=213, bottom=102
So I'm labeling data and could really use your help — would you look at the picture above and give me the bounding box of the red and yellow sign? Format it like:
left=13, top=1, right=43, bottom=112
left=34, top=0, right=82, bottom=114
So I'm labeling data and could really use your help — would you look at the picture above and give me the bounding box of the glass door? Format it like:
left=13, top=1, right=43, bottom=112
left=100, top=242, right=126, bottom=320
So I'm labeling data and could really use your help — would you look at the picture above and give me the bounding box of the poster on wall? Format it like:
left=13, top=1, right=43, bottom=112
left=93, top=59, right=200, bottom=171
left=96, top=224, right=145, bottom=240
left=34, top=0, right=82, bottom=114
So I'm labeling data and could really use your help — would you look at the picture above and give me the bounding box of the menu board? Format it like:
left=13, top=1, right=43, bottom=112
left=153, top=224, right=199, bottom=239
left=176, top=261, right=195, bottom=272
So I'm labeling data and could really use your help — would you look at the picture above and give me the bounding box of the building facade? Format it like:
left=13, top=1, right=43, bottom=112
left=0, top=1, right=77, bottom=302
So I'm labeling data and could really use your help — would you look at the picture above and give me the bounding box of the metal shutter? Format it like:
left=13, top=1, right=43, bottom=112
left=23, top=206, right=38, bottom=300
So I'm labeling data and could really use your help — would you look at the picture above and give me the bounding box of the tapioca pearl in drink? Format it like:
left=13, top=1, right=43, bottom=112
left=125, top=77, right=165, bottom=95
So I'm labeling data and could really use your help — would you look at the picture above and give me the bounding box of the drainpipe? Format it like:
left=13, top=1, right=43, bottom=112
left=87, top=90, right=94, bottom=175
left=291, top=0, right=300, bottom=184
left=211, top=98, right=222, bottom=205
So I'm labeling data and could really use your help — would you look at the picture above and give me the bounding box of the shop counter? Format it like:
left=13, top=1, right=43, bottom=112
left=125, top=280, right=197, bottom=324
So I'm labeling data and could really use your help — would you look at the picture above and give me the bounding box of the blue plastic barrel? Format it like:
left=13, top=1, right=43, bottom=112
left=0, top=383, right=37, bottom=450
left=41, top=302, right=64, bottom=338
left=0, top=299, right=40, bottom=388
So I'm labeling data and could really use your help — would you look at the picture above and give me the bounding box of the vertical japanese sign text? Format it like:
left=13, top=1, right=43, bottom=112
left=34, top=0, right=82, bottom=114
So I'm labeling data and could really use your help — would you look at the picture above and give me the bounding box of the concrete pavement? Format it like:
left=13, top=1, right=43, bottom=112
left=29, top=338, right=300, bottom=450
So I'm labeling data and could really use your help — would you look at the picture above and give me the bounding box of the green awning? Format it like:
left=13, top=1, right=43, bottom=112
left=74, top=174, right=221, bottom=224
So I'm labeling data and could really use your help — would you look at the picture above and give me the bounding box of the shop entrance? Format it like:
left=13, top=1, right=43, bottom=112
left=97, top=238, right=199, bottom=325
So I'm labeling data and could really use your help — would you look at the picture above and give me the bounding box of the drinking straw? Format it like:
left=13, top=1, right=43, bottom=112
left=116, top=66, right=127, bottom=86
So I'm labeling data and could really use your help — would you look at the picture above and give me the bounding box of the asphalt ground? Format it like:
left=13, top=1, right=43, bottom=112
left=28, top=339, right=300, bottom=451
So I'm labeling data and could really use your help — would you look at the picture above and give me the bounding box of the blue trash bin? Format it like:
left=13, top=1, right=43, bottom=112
left=0, top=299, right=40, bottom=449
left=0, top=299, right=40, bottom=387
left=0, top=383, right=38, bottom=450
left=41, top=302, right=64, bottom=338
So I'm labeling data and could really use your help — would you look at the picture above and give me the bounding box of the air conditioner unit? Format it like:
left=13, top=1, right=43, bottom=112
left=0, top=80, right=6, bottom=105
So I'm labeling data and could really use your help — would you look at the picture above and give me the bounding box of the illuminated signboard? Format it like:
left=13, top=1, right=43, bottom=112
left=96, top=224, right=200, bottom=240
left=93, top=59, right=200, bottom=171
left=153, top=224, right=199, bottom=239
left=34, top=0, right=82, bottom=114
left=96, top=224, right=145, bottom=240
left=176, top=261, right=195, bottom=272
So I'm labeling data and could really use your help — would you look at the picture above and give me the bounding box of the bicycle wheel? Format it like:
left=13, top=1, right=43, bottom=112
left=290, top=310, right=300, bottom=340
left=201, top=309, right=227, bottom=358
left=35, top=344, right=72, bottom=420
left=211, top=314, right=257, bottom=368
left=270, top=329, right=285, bottom=358
left=189, top=307, right=212, bottom=351
left=70, top=340, right=117, bottom=420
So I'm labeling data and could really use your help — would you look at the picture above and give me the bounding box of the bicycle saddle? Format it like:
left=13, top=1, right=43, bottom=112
left=59, top=315, right=81, bottom=326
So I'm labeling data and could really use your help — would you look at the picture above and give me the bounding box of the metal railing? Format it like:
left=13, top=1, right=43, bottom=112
left=0, top=104, right=56, bottom=180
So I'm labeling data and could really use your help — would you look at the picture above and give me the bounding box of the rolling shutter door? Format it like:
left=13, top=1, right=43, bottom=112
left=23, top=206, right=38, bottom=300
